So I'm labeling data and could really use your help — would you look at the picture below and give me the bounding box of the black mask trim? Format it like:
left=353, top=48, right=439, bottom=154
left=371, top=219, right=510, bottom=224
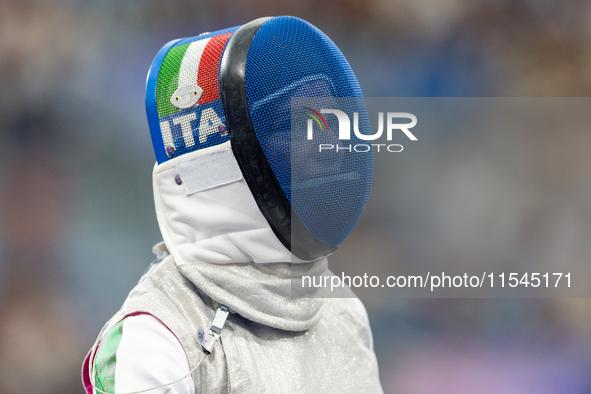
left=219, top=17, right=336, bottom=260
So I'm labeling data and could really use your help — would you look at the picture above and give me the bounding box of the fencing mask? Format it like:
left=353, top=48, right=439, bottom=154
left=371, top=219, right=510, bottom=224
left=146, top=16, right=373, bottom=261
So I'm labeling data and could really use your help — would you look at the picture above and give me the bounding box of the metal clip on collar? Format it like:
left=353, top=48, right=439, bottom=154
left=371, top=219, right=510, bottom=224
left=197, top=305, right=229, bottom=354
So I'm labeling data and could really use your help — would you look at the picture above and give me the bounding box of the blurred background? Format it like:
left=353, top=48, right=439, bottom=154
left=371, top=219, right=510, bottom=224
left=1, top=0, right=591, bottom=392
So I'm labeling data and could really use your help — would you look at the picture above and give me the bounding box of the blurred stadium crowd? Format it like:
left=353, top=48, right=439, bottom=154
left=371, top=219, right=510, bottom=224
left=1, top=0, right=591, bottom=392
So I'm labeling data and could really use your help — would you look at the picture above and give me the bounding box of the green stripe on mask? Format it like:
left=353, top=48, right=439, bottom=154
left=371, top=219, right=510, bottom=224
left=156, top=43, right=191, bottom=118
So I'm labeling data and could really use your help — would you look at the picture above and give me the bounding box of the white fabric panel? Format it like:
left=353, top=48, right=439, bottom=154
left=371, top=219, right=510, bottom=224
left=114, top=314, right=194, bottom=394
left=177, top=148, right=243, bottom=195
left=153, top=142, right=294, bottom=265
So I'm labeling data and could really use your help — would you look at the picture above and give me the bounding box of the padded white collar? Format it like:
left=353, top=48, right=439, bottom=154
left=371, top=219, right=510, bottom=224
left=153, top=141, right=295, bottom=265
left=152, top=141, right=326, bottom=331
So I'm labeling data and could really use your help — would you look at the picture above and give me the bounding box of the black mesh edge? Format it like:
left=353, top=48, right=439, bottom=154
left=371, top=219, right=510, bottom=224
left=219, top=16, right=336, bottom=261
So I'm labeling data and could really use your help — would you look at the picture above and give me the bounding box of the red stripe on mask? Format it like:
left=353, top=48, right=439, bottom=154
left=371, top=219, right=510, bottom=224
left=197, top=32, right=232, bottom=105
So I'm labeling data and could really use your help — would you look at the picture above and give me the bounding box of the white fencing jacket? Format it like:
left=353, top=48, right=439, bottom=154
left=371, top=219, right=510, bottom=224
left=82, top=142, right=383, bottom=394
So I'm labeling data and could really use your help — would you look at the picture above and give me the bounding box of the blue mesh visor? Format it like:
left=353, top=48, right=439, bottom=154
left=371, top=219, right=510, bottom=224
left=244, top=16, right=373, bottom=250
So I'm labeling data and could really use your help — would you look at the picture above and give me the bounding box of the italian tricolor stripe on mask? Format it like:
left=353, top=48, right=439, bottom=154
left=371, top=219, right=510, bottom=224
left=156, top=32, right=232, bottom=118
left=150, top=28, right=237, bottom=160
